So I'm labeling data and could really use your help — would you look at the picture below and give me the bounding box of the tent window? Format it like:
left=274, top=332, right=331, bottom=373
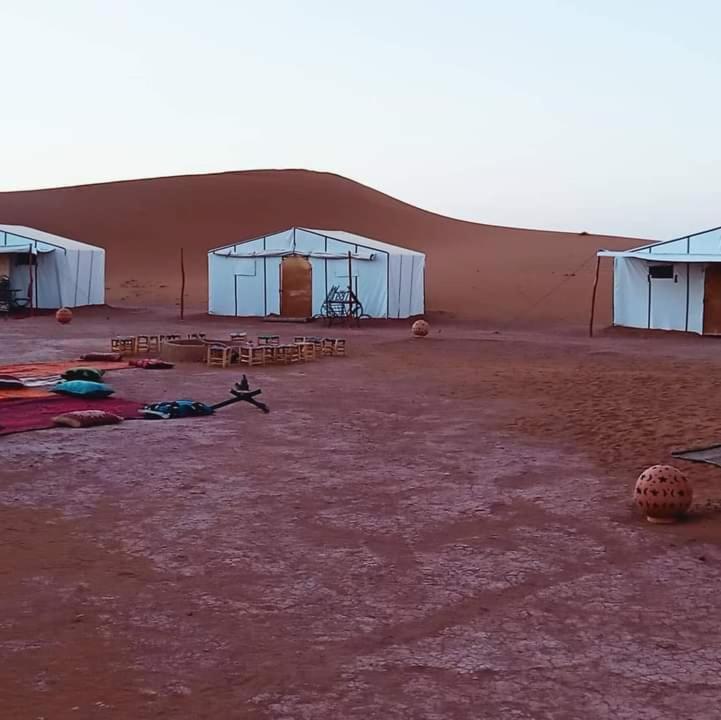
left=649, top=265, right=673, bottom=279
left=14, top=254, right=37, bottom=266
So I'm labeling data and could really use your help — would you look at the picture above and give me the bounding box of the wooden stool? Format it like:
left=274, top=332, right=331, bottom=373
left=111, top=336, right=136, bottom=354
left=307, top=337, right=323, bottom=358
left=273, top=345, right=298, bottom=364
left=257, top=335, right=280, bottom=347
left=239, top=345, right=265, bottom=366
left=295, top=341, right=316, bottom=361
left=135, top=335, right=150, bottom=352
left=147, top=335, right=161, bottom=352
left=323, top=338, right=346, bottom=357
left=207, top=345, right=232, bottom=368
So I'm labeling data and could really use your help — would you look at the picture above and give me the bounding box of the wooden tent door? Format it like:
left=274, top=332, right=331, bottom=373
left=703, top=266, right=721, bottom=334
left=280, top=256, right=312, bottom=317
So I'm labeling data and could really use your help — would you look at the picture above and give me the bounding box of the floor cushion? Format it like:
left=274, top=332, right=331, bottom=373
left=51, top=380, right=115, bottom=398
left=80, top=352, right=123, bottom=362
left=61, top=367, right=105, bottom=382
left=130, top=358, right=174, bottom=369
left=52, top=410, right=123, bottom=428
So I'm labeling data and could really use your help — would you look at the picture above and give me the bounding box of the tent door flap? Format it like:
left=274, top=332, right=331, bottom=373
left=280, top=256, right=312, bottom=317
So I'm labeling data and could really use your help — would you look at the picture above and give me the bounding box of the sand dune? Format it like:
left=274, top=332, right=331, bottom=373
left=0, top=170, right=643, bottom=326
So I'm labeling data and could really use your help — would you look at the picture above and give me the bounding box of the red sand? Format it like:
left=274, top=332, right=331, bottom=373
left=1, top=309, right=721, bottom=718
left=0, top=170, right=643, bottom=326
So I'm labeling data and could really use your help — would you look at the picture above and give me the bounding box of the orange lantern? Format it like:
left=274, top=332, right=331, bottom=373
left=55, top=307, right=73, bottom=325
left=634, top=465, right=692, bottom=524
left=412, top=319, right=429, bottom=337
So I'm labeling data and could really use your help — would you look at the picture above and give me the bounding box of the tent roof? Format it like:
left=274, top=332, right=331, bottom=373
left=602, top=222, right=721, bottom=257
left=598, top=250, right=721, bottom=263
left=0, top=224, right=102, bottom=254
left=209, top=226, right=424, bottom=257
left=301, top=228, right=424, bottom=257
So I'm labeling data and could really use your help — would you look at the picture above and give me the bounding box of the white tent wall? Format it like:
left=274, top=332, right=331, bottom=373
left=389, top=252, right=425, bottom=318
left=688, top=264, right=705, bottom=334
left=208, top=251, right=265, bottom=316
left=613, top=257, right=705, bottom=333
left=649, top=264, right=687, bottom=331
left=41, top=246, right=105, bottom=308
left=613, top=257, right=648, bottom=329
left=208, top=228, right=424, bottom=318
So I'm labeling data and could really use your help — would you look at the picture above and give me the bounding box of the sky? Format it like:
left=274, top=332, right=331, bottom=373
left=2, top=0, right=720, bottom=239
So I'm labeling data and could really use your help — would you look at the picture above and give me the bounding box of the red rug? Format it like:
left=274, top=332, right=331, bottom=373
left=0, top=396, right=144, bottom=436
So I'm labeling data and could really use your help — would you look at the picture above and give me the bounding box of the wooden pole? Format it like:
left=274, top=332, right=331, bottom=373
left=589, top=254, right=601, bottom=337
left=27, top=246, right=34, bottom=316
left=33, top=249, right=38, bottom=315
left=347, top=250, right=352, bottom=325
left=180, top=247, right=185, bottom=320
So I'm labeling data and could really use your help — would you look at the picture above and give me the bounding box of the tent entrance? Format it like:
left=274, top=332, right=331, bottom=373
left=703, top=266, right=721, bottom=334
left=280, top=256, right=312, bottom=317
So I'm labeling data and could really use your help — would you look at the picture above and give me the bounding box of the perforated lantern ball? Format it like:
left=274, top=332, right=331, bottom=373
left=412, top=319, right=429, bottom=337
left=55, top=307, right=73, bottom=325
left=634, top=464, right=692, bottom=524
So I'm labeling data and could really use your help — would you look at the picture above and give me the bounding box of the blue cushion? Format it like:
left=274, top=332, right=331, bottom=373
left=52, top=380, right=115, bottom=398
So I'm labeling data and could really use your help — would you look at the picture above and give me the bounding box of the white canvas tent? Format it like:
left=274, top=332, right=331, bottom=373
left=599, top=224, right=721, bottom=335
left=208, top=227, right=425, bottom=318
left=0, top=224, right=105, bottom=309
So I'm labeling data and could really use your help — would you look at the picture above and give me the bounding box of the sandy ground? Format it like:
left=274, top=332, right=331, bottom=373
left=0, top=169, right=642, bottom=325
left=2, top=308, right=721, bottom=719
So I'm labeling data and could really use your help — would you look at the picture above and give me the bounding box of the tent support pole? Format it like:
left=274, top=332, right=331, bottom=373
left=589, top=254, right=601, bottom=337
left=347, top=250, right=352, bottom=326
left=27, top=247, right=34, bottom=316
left=34, top=250, right=38, bottom=312
left=180, top=247, right=185, bottom=320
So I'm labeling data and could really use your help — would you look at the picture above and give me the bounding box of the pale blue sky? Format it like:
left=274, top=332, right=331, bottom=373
left=2, top=0, right=720, bottom=239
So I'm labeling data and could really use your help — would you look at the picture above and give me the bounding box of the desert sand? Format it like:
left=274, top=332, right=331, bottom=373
left=1, top=311, right=721, bottom=718
left=4, top=174, right=717, bottom=719
left=0, top=170, right=643, bottom=326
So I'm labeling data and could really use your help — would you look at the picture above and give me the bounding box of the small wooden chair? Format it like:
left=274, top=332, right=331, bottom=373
left=111, top=336, right=137, bottom=354
left=207, top=345, right=232, bottom=368
left=322, top=338, right=346, bottom=357
left=295, top=341, right=316, bottom=361
left=239, top=345, right=265, bottom=366
left=273, top=344, right=299, bottom=364
left=230, top=332, right=247, bottom=343
left=135, top=335, right=150, bottom=353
